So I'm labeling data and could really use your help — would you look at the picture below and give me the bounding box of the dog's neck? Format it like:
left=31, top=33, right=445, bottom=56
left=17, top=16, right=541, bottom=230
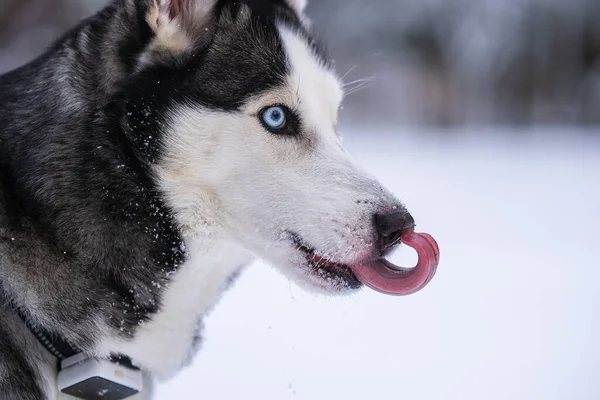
left=95, top=228, right=252, bottom=379
left=96, top=177, right=255, bottom=378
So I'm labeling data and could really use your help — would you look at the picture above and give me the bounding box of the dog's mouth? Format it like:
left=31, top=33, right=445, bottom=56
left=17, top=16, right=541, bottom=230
left=290, top=231, right=440, bottom=296
left=294, top=241, right=362, bottom=290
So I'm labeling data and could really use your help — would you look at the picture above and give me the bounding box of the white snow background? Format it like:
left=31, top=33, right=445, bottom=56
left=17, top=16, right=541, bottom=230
left=156, top=128, right=600, bottom=400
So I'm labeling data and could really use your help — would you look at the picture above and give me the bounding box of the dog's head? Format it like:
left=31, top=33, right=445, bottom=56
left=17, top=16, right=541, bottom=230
left=124, top=0, right=416, bottom=294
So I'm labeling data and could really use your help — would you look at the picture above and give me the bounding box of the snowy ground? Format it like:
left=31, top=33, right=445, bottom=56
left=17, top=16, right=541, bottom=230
left=156, top=128, right=600, bottom=400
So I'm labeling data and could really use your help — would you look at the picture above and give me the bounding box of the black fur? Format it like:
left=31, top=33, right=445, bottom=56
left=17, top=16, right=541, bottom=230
left=0, top=331, right=45, bottom=400
left=0, top=0, right=324, bottom=397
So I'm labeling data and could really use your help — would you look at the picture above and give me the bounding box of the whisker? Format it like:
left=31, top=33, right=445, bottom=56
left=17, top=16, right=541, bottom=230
left=342, top=74, right=379, bottom=97
left=340, top=64, right=358, bottom=81
left=344, top=82, right=374, bottom=96
left=342, top=76, right=375, bottom=88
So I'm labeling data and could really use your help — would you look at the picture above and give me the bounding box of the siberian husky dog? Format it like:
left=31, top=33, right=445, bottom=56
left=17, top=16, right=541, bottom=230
left=0, top=0, right=423, bottom=398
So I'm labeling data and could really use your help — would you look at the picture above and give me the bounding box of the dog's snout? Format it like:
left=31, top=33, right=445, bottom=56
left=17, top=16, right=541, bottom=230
left=374, top=211, right=415, bottom=250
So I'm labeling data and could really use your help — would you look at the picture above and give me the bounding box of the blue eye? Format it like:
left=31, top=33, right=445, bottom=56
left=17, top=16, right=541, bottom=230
left=261, top=106, right=287, bottom=130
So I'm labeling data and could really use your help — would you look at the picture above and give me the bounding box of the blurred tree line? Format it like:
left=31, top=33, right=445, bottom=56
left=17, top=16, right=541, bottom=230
left=1, top=0, right=599, bottom=127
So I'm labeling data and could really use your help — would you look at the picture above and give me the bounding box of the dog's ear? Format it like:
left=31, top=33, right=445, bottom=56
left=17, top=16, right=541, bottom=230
left=284, top=0, right=308, bottom=15
left=283, top=0, right=311, bottom=27
left=146, top=0, right=217, bottom=54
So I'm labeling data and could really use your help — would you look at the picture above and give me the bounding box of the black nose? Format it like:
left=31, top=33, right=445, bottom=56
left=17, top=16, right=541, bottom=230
left=374, top=211, right=415, bottom=249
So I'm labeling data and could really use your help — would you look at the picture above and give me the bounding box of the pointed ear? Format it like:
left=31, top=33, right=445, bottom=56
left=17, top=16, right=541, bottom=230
left=285, top=0, right=308, bottom=15
left=283, top=0, right=311, bottom=27
left=146, top=0, right=217, bottom=53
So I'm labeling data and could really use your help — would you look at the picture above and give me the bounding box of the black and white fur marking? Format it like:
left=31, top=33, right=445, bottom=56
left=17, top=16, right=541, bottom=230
left=0, top=0, right=413, bottom=398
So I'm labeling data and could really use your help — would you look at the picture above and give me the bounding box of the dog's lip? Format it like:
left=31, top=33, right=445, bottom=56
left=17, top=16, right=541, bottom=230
left=289, top=231, right=440, bottom=296
left=293, top=241, right=362, bottom=289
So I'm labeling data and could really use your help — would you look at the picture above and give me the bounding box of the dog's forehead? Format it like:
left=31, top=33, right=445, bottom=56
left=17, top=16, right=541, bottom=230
left=239, top=25, right=343, bottom=133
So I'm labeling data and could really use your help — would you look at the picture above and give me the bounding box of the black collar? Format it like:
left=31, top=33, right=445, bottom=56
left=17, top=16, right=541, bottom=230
left=15, top=306, right=80, bottom=360
left=15, top=305, right=138, bottom=370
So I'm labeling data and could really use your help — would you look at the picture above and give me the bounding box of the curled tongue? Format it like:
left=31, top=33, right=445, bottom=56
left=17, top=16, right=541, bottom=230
left=349, top=231, right=440, bottom=296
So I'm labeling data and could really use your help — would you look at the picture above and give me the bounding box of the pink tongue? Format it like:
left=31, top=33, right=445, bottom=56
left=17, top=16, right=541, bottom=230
left=349, top=231, right=440, bottom=296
